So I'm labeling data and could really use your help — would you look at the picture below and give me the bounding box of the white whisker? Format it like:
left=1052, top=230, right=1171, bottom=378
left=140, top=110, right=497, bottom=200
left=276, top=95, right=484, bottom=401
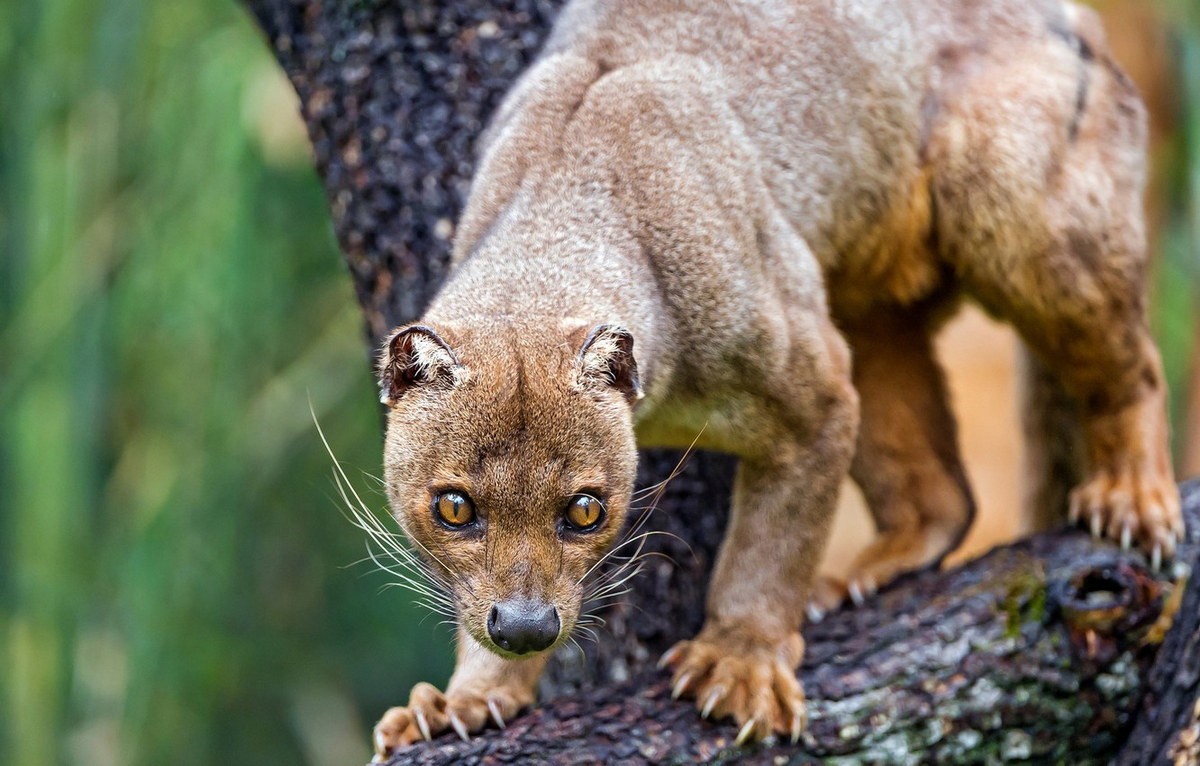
left=311, top=403, right=460, bottom=621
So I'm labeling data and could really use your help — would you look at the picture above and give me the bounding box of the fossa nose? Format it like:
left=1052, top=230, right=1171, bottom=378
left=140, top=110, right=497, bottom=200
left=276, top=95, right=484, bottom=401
left=487, top=599, right=560, bottom=654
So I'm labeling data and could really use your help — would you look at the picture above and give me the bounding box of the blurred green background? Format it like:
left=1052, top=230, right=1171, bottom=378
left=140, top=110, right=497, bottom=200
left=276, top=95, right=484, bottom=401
left=0, top=1, right=1196, bottom=765
left=0, top=1, right=453, bottom=764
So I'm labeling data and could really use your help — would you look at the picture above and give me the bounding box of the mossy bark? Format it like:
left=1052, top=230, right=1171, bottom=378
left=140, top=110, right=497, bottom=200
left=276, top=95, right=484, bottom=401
left=242, top=1, right=1200, bottom=762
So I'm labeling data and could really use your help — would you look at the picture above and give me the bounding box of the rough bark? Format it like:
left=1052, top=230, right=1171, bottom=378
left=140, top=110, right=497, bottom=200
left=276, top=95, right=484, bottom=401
left=241, top=1, right=1200, bottom=762
left=1113, top=483, right=1200, bottom=765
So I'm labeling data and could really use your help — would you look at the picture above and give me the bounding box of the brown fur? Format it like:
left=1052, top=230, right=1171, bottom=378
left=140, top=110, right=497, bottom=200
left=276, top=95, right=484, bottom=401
left=371, top=0, right=1179, bottom=755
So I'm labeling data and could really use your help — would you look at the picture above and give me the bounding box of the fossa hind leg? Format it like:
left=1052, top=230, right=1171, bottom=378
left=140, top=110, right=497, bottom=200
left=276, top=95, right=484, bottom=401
left=814, top=304, right=975, bottom=610
left=928, top=31, right=1181, bottom=560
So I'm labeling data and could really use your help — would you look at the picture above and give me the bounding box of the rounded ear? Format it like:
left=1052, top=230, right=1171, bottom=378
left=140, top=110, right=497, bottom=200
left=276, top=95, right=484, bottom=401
left=577, top=323, right=642, bottom=403
left=377, top=324, right=464, bottom=407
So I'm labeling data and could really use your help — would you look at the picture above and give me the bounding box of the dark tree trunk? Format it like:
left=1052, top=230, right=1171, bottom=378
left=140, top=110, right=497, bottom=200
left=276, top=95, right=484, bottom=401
left=241, top=1, right=1200, bottom=762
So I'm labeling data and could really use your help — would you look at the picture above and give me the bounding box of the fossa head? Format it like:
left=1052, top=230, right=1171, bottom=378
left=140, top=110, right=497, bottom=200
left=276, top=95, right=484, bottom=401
left=378, top=319, right=641, bottom=658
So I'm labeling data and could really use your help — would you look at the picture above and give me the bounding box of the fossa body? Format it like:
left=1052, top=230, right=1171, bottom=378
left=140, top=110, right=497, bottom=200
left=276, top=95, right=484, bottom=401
left=372, top=0, right=1180, bottom=754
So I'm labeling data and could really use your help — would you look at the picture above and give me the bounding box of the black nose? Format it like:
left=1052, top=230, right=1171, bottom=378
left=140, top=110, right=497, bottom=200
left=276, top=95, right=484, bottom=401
left=487, top=599, right=560, bottom=655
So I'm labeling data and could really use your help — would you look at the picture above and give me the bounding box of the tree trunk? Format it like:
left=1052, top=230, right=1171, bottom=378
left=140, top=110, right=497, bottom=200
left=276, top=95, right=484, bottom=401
left=241, top=1, right=1200, bottom=762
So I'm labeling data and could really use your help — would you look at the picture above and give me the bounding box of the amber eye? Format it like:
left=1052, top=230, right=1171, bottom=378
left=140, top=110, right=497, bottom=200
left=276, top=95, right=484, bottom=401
left=564, top=494, right=605, bottom=532
left=433, top=491, right=476, bottom=528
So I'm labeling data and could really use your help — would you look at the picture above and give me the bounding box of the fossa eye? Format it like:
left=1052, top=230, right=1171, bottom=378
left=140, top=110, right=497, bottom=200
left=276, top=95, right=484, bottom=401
left=433, top=491, right=476, bottom=528
left=564, top=494, right=605, bottom=532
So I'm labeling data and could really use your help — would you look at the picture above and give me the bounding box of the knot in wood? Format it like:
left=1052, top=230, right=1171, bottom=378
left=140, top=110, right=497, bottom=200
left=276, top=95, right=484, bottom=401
left=1051, top=558, right=1164, bottom=664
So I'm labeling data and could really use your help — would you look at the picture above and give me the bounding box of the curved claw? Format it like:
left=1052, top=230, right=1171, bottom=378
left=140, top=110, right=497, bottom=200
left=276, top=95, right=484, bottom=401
left=371, top=733, right=390, bottom=764
left=1151, top=543, right=1163, bottom=572
left=671, top=672, right=693, bottom=700
left=700, top=687, right=724, bottom=719
left=486, top=698, right=506, bottom=730
left=805, top=603, right=825, bottom=623
left=657, top=644, right=684, bottom=670
left=1090, top=512, right=1103, bottom=540
left=414, top=710, right=432, bottom=742
left=448, top=713, right=470, bottom=742
left=848, top=581, right=865, bottom=607
left=790, top=711, right=805, bottom=744
left=1120, top=523, right=1132, bottom=552
left=735, top=718, right=759, bottom=746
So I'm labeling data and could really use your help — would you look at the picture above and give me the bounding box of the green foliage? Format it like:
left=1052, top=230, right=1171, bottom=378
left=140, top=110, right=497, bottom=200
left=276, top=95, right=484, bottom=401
left=1154, top=7, right=1200, bottom=454
left=0, top=2, right=451, bottom=765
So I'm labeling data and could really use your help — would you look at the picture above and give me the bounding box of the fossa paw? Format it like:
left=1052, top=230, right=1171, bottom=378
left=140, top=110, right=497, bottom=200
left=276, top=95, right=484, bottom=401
left=1068, top=468, right=1183, bottom=570
left=659, top=631, right=806, bottom=745
left=372, top=682, right=530, bottom=760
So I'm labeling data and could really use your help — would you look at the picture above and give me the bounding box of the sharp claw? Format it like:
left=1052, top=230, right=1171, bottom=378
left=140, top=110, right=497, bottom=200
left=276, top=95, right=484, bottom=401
left=657, top=645, right=682, bottom=670
left=448, top=713, right=470, bottom=742
left=414, top=710, right=432, bottom=742
left=487, top=699, right=506, bottom=730
left=790, top=711, right=804, bottom=744
left=848, top=581, right=865, bottom=607
left=735, top=718, right=758, bottom=746
left=671, top=672, right=692, bottom=700
left=1068, top=501, right=1081, bottom=524
left=700, top=688, right=723, bottom=719
left=1090, top=512, right=1102, bottom=540
left=371, top=736, right=391, bottom=764
left=805, top=603, right=824, bottom=623
left=1120, top=523, right=1132, bottom=552
left=1151, top=544, right=1163, bottom=572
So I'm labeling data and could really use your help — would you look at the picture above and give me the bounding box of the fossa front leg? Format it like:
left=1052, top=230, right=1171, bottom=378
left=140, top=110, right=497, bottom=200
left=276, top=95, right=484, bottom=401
left=661, top=323, right=859, bottom=743
left=373, top=629, right=546, bottom=759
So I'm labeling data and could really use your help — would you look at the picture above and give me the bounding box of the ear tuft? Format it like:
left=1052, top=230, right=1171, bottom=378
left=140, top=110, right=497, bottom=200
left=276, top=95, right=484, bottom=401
left=378, top=324, right=463, bottom=407
left=577, top=323, right=642, bottom=402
